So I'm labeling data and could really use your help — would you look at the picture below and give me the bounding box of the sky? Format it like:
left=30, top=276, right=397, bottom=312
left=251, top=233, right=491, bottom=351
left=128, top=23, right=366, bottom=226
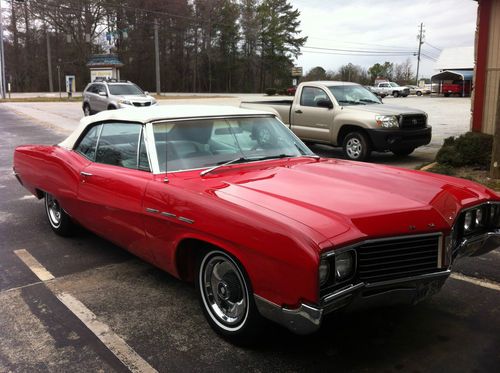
left=288, top=0, right=478, bottom=79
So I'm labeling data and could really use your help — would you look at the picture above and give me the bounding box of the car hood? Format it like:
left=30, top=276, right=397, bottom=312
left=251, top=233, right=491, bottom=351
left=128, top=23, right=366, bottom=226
left=343, top=104, right=426, bottom=115
left=120, top=95, right=151, bottom=101
left=211, top=159, right=494, bottom=246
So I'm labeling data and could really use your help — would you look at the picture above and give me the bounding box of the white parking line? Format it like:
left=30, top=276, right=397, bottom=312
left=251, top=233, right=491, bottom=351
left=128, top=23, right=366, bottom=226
left=13, top=249, right=158, bottom=373
left=57, top=292, right=158, bottom=373
left=450, top=273, right=500, bottom=291
left=14, top=249, right=55, bottom=281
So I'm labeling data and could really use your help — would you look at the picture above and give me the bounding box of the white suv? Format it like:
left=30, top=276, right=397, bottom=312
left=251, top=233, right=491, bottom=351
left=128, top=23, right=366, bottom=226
left=82, top=79, right=157, bottom=116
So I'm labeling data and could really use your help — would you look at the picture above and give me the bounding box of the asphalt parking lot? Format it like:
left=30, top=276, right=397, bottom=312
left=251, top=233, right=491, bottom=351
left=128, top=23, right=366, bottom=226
left=0, top=99, right=499, bottom=372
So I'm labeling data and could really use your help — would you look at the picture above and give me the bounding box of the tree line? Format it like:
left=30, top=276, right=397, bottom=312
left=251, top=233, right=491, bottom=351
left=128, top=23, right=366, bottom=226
left=301, top=59, right=416, bottom=86
left=3, top=0, right=307, bottom=93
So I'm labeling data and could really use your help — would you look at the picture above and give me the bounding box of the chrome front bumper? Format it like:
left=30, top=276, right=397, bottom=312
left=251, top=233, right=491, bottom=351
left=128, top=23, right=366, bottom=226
left=255, top=231, right=500, bottom=335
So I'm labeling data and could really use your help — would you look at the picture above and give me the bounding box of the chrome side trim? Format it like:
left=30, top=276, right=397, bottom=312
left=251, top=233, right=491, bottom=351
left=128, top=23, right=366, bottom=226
left=161, top=212, right=176, bottom=218
left=144, top=122, right=160, bottom=174
left=322, top=282, right=364, bottom=303
left=145, top=208, right=159, bottom=214
left=254, top=295, right=322, bottom=335
left=178, top=217, right=194, bottom=224
left=455, top=231, right=500, bottom=259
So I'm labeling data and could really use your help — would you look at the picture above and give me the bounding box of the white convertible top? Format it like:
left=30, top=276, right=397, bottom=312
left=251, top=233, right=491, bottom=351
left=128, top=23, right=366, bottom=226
left=58, top=105, right=274, bottom=149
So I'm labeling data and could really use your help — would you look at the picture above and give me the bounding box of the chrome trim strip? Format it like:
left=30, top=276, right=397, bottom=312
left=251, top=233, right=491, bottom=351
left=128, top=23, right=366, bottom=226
left=144, top=122, right=160, bottom=174
left=363, top=269, right=451, bottom=288
left=322, top=282, right=364, bottom=304
left=145, top=208, right=159, bottom=214
left=437, top=233, right=443, bottom=268
left=178, top=216, right=194, bottom=224
left=161, top=212, right=176, bottom=218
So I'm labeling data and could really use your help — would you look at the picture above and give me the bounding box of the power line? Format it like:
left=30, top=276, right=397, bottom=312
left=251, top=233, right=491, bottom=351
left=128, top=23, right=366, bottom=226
left=425, top=41, right=443, bottom=52
left=303, top=45, right=415, bottom=54
left=300, top=49, right=416, bottom=57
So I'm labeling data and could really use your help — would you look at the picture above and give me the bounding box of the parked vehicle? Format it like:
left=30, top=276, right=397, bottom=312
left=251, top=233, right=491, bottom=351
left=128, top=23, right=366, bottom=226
left=286, top=86, right=297, bottom=96
left=13, top=105, right=500, bottom=344
left=241, top=81, right=430, bottom=161
left=370, top=81, right=410, bottom=98
left=82, top=79, right=157, bottom=116
left=407, top=85, right=424, bottom=96
left=442, top=80, right=472, bottom=97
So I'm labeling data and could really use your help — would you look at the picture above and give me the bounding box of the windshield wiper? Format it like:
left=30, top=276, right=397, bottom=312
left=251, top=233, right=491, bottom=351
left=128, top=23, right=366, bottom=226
left=359, top=99, right=380, bottom=104
left=200, top=157, right=248, bottom=176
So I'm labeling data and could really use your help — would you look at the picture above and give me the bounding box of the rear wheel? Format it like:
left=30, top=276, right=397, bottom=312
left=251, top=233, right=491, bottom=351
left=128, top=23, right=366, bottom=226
left=416, top=91, right=422, bottom=96
left=197, top=249, right=263, bottom=345
left=44, top=192, right=74, bottom=236
left=343, top=131, right=371, bottom=161
left=83, top=104, right=91, bottom=116
left=393, top=91, right=400, bottom=98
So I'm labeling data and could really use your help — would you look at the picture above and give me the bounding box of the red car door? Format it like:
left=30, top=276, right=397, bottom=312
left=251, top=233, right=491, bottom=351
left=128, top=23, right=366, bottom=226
left=76, top=122, right=154, bottom=261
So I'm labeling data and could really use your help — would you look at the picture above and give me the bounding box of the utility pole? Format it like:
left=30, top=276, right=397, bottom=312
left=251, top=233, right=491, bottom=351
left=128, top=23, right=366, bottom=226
left=154, top=19, right=161, bottom=96
left=415, top=22, right=425, bottom=85
left=46, top=29, right=54, bottom=92
left=0, top=0, right=6, bottom=99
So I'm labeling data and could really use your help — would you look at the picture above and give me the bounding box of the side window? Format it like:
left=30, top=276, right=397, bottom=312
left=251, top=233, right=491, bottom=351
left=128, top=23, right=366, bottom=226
left=380, top=83, right=389, bottom=88
left=75, top=124, right=102, bottom=161
left=95, top=84, right=106, bottom=95
left=95, top=123, right=142, bottom=169
left=300, top=87, right=329, bottom=107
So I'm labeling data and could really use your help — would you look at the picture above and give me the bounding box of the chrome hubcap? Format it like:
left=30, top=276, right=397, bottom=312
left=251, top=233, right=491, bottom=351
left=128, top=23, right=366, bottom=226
left=201, top=254, right=247, bottom=328
left=346, top=138, right=362, bottom=158
left=46, top=194, right=61, bottom=227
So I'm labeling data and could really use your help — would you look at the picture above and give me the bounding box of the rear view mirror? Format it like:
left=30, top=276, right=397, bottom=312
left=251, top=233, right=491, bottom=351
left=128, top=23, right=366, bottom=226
left=144, top=91, right=149, bottom=95
left=98, top=91, right=107, bottom=97
left=316, top=99, right=333, bottom=109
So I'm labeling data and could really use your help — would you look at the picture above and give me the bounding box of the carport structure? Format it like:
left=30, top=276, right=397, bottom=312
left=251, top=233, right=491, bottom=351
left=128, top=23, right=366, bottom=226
left=431, top=70, right=473, bottom=97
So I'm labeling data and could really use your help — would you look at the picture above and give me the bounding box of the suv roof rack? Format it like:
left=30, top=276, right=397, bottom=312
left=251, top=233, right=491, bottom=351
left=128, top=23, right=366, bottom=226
left=93, top=77, right=130, bottom=83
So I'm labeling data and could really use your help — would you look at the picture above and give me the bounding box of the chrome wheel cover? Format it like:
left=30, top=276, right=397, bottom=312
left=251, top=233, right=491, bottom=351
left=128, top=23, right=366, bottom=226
left=346, top=137, right=362, bottom=159
left=199, top=252, right=249, bottom=331
left=45, top=194, right=62, bottom=228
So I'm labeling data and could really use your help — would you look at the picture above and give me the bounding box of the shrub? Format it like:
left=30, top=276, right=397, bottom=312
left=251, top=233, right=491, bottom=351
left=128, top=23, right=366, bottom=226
left=265, top=88, right=277, bottom=96
left=428, top=163, right=456, bottom=176
left=436, top=132, right=493, bottom=168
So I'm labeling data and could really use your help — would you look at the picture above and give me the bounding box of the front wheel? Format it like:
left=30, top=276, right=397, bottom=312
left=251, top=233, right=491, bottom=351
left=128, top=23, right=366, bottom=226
left=44, top=192, right=74, bottom=236
left=416, top=91, right=422, bottom=96
left=83, top=104, right=91, bottom=116
left=197, top=250, right=263, bottom=345
left=343, top=131, right=371, bottom=161
left=392, top=148, right=415, bottom=156
left=393, top=91, right=400, bottom=98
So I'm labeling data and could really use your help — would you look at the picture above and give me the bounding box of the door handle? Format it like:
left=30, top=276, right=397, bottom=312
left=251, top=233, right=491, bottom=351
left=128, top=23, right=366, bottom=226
left=80, top=171, right=93, bottom=177
left=295, top=109, right=303, bottom=114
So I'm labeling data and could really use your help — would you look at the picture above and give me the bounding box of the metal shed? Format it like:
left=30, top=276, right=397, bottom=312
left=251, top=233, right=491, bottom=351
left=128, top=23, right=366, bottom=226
left=431, top=69, right=473, bottom=97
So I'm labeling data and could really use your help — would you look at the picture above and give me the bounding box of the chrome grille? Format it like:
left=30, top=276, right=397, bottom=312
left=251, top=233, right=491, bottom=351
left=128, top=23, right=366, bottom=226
left=400, top=114, right=427, bottom=129
left=357, top=235, right=440, bottom=283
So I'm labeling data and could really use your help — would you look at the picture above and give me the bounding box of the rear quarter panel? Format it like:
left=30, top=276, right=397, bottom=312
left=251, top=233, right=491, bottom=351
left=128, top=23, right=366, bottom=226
left=14, top=145, right=89, bottom=216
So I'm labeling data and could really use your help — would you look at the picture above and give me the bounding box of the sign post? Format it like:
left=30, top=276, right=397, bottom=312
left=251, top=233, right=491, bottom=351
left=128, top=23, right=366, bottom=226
left=65, top=75, right=76, bottom=99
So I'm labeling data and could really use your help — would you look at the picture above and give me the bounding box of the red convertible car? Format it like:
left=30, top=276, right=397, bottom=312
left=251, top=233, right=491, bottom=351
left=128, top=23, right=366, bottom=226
left=13, top=105, right=500, bottom=344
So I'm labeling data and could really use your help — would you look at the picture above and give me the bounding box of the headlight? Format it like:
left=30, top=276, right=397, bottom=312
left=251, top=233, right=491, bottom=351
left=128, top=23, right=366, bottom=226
left=119, top=99, right=133, bottom=106
left=335, top=251, right=355, bottom=281
left=464, top=211, right=473, bottom=231
left=375, top=115, right=399, bottom=128
left=319, top=259, right=330, bottom=286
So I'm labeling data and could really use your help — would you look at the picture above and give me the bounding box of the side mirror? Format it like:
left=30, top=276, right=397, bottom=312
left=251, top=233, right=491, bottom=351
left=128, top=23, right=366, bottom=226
left=316, top=99, right=333, bottom=109
left=144, top=91, right=149, bottom=95
left=98, top=91, right=107, bottom=97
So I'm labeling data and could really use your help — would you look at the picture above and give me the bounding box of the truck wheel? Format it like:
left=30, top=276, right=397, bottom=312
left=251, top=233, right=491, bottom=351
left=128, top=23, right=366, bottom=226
left=416, top=91, right=422, bottom=96
left=343, top=131, right=371, bottom=161
left=392, top=148, right=415, bottom=157
left=393, top=91, right=400, bottom=98
left=196, top=249, right=263, bottom=345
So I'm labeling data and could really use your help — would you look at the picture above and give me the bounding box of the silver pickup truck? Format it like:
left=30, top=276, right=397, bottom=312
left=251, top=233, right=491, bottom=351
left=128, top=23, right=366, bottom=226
left=241, top=81, right=431, bottom=161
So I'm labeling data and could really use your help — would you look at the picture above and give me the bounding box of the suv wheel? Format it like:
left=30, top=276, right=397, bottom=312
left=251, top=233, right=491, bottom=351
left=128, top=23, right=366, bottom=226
left=416, top=91, right=422, bottom=96
left=83, top=104, right=91, bottom=116
left=343, top=131, right=371, bottom=161
left=393, top=91, right=400, bottom=98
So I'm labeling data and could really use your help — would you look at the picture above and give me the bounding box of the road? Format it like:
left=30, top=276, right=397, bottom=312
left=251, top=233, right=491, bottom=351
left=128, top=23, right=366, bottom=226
left=0, top=104, right=499, bottom=372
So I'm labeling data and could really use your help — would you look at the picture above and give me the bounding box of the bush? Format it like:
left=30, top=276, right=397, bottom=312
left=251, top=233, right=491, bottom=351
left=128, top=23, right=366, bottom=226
left=436, top=132, right=493, bottom=168
left=277, top=88, right=287, bottom=95
left=265, top=88, right=277, bottom=96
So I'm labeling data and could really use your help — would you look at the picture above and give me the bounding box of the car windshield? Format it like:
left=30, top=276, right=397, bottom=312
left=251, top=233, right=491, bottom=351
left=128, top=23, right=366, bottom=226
left=390, top=82, right=400, bottom=87
left=328, top=85, right=382, bottom=106
left=108, top=84, right=143, bottom=95
left=153, top=116, right=314, bottom=172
